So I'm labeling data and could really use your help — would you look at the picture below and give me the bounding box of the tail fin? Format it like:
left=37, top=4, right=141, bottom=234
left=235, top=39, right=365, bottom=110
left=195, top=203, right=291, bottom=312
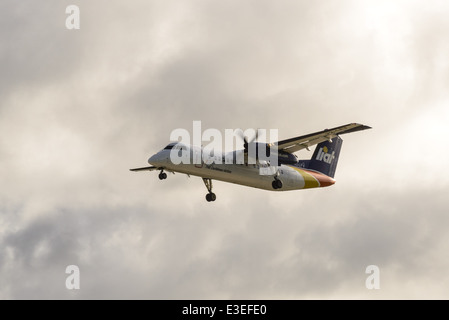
left=300, top=136, right=343, bottom=178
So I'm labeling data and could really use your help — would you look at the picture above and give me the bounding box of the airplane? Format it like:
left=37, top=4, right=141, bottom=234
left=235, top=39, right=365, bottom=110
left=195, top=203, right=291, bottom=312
left=130, top=123, right=371, bottom=202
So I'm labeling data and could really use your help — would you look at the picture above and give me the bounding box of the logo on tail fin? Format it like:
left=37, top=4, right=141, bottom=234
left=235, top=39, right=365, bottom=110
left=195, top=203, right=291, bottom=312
left=315, top=146, right=335, bottom=164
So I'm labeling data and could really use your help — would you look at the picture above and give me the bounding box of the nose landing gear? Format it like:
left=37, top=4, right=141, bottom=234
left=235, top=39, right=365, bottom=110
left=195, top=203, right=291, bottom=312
left=202, top=178, right=216, bottom=202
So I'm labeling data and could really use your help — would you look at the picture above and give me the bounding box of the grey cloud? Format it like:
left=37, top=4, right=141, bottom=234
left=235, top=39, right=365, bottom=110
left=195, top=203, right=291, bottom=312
left=2, top=186, right=449, bottom=299
left=0, top=1, right=87, bottom=103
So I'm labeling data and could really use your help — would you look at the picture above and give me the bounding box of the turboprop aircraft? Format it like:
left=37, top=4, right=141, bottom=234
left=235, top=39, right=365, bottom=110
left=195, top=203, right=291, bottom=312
left=130, top=123, right=371, bottom=202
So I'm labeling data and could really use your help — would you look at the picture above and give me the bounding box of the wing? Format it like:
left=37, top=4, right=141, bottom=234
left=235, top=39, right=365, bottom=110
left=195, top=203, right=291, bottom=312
left=275, top=123, right=371, bottom=153
left=129, top=166, right=160, bottom=172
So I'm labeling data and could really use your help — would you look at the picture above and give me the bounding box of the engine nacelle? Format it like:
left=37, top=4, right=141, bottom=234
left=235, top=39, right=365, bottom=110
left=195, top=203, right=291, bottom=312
left=245, top=143, right=297, bottom=165
left=276, top=150, right=298, bottom=165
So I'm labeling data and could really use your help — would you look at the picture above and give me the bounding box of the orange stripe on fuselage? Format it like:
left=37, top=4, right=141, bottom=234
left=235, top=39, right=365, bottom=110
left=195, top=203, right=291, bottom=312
left=288, top=166, right=336, bottom=188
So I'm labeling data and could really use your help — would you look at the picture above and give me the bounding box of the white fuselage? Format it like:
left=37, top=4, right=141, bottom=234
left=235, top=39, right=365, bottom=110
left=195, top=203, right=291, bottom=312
left=148, top=144, right=335, bottom=191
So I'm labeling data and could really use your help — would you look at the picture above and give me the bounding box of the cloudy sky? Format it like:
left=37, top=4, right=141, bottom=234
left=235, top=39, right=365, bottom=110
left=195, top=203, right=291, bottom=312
left=1, top=0, right=449, bottom=299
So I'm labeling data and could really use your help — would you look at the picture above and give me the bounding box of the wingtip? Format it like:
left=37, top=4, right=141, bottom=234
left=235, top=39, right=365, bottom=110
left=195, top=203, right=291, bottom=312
left=352, top=122, right=372, bottom=129
left=337, top=123, right=372, bottom=135
left=361, top=124, right=372, bottom=130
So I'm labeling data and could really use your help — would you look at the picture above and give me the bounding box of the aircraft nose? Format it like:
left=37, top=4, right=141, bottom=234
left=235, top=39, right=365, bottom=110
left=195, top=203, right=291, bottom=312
left=148, top=154, right=159, bottom=165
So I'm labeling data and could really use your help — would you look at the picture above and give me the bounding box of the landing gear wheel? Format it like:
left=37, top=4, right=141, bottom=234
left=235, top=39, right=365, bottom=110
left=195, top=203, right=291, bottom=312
left=205, top=193, right=217, bottom=202
left=158, top=172, right=167, bottom=180
left=276, top=179, right=283, bottom=189
left=202, top=178, right=216, bottom=202
left=272, top=179, right=283, bottom=189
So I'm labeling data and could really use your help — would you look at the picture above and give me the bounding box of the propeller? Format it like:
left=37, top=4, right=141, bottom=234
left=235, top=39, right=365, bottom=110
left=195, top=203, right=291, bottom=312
left=236, top=128, right=260, bottom=151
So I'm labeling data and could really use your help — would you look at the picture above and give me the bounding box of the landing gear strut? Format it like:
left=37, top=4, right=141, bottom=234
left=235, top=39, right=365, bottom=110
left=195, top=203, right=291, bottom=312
left=202, top=178, right=216, bottom=202
left=158, top=170, right=167, bottom=180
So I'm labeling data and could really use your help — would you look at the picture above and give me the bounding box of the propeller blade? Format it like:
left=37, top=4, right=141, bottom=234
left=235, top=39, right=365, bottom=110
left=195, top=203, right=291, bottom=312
left=235, top=129, right=248, bottom=145
left=246, top=128, right=258, bottom=144
left=253, top=128, right=260, bottom=143
left=235, top=128, right=262, bottom=151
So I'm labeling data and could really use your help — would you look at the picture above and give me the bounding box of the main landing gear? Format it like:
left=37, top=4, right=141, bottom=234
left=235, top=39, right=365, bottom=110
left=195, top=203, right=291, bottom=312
left=202, top=178, right=216, bottom=202
left=272, top=178, right=283, bottom=190
left=158, top=170, right=167, bottom=180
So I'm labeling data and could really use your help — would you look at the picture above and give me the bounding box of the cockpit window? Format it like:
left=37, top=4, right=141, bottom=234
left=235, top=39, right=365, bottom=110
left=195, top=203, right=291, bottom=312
left=163, top=143, right=177, bottom=150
